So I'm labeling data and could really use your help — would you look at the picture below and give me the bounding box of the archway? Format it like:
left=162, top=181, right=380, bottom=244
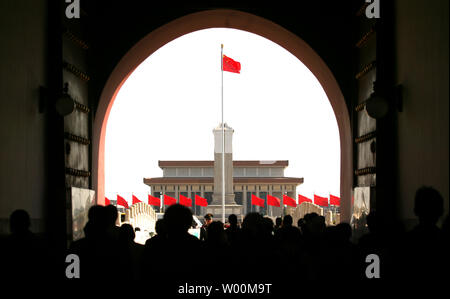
left=93, top=9, right=352, bottom=222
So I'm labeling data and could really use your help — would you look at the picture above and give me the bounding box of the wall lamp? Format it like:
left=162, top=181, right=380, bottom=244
left=365, top=82, right=402, bottom=119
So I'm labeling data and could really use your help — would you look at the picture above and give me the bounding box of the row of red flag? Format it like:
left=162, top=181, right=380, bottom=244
left=105, top=194, right=209, bottom=209
left=251, top=194, right=340, bottom=208
left=105, top=193, right=340, bottom=209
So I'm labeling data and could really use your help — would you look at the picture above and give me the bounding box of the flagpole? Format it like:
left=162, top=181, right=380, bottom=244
left=221, top=44, right=225, bottom=224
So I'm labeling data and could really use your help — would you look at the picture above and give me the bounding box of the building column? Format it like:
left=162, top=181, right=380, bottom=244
left=188, top=186, right=191, bottom=202
left=200, top=185, right=204, bottom=216
left=243, top=186, right=247, bottom=215
left=161, top=185, right=166, bottom=213
left=256, top=185, right=260, bottom=213
left=268, top=185, right=272, bottom=217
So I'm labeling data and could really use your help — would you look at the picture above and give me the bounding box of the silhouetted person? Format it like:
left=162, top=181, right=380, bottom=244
left=0, top=210, right=51, bottom=280
left=68, top=205, right=119, bottom=280
left=262, top=217, right=274, bottom=237
left=275, top=215, right=302, bottom=242
left=225, top=214, right=240, bottom=246
left=142, top=204, right=201, bottom=279
left=200, top=213, right=213, bottom=241
left=105, top=204, right=120, bottom=241
left=142, top=218, right=167, bottom=277
left=296, top=212, right=326, bottom=280
left=274, top=217, right=282, bottom=232
left=319, top=223, right=360, bottom=280
left=232, top=213, right=276, bottom=278
left=273, top=215, right=303, bottom=271
left=118, top=224, right=144, bottom=280
left=400, top=186, right=446, bottom=281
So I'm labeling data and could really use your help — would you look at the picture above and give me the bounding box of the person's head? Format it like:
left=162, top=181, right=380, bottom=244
left=155, top=219, right=167, bottom=236
left=228, top=214, right=238, bottom=226
left=275, top=217, right=282, bottom=227
left=84, top=205, right=107, bottom=237
left=297, top=218, right=305, bottom=228
left=10, top=209, right=30, bottom=234
left=88, top=205, right=106, bottom=223
left=262, top=217, right=274, bottom=235
left=282, top=215, right=293, bottom=227
left=242, top=212, right=264, bottom=237
left=119, top=224, right=135, bottom=243
left=104, top=205, right=118, bottom=227
left=207, top=221, right=227, bottom=244
left=204, top=213, right=213, bottom=226
left=414, top=186, right=444, bottom=225
left=304, top=213, right=324, bottom=235
left=164, top=204, right=193, bottom=234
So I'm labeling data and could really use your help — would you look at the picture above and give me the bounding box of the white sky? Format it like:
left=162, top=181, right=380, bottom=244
left=105, top=28, right=340, bottom=205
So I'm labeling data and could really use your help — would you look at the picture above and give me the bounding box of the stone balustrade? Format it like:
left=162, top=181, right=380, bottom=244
left=118, top=202, right=157, bottom=244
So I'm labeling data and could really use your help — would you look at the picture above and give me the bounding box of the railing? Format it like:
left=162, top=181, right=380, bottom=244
left=119, top=202, right=157, bottom=244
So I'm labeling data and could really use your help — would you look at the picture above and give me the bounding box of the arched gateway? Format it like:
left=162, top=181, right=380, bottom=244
left=93, top=9, right=352, bottom=222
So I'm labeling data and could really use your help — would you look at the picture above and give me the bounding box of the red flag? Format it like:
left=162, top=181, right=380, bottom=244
left=132, top=194, right=142, bottom=205
left=164, top=194, right=176, bottom=206
left=195, top=195, right=208, bottom=207
left=298, top=194, right=313, bottom=205
left=148, top=194, right=160, bottom=206
left=251, top=194, right=265, bottom=207
left=267, top=194, right=281, bottom=207
left=117, top=195, right=129, bottom=209
left=330, top=194, right=340, bottom=206
left=283, top=195, right=297, bottom=207
left=222, top=54, right=241, bottom=73
left=105, top=197, right=111, bottom=206
left=314, top=194, right=329, bottom=207
left=179, top=194, right=192, bottom=207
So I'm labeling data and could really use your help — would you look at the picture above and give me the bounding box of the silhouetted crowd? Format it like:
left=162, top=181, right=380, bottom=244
left=0, top=186, right=449, bottom=284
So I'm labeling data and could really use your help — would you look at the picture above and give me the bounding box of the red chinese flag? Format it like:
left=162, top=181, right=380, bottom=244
left=222, top=55, right=241, bottom=73
left=132, top=194, right=142, bottom=205
left=283, top=195, right=297, bottom=207
left=105, top=197, right=111, bottom=206
left=314, top=194, right=329, bottom=207
left=117, top=195, right=129, bottom=209
left=195, top=195, right=208, bottom=207
left=298, top=194, right=313, bottom=205
left=251, top=194, right=265, bottom=207
left=267, top=194, right=281, bottom=207
left=330, top=194, right=340, bottom=206
left=179, top=194, right=192, bottom=207
left=164, top=194, right=176, bottom=206
left=148, top=194, right=161, bottom=206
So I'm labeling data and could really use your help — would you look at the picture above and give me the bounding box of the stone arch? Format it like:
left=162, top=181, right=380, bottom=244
left=93, top=9, right=352, bottom=221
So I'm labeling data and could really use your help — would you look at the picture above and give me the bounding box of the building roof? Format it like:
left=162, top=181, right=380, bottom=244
left=143, top=177, right=303, bottom=185
left=157, top=160, right=289, bottom=168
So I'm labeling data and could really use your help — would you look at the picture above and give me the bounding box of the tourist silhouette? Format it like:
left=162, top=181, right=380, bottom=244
left=68, top=205, right=119, bottom=280
left=141, top=204, right=201, bottom=280
left=399, top=186, right=446, bottom=281
left=225, top=214, right=240, bottom=246
left=0, top=209, right=53, bottom=281
left=117, top=223, right=144, bottom=280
